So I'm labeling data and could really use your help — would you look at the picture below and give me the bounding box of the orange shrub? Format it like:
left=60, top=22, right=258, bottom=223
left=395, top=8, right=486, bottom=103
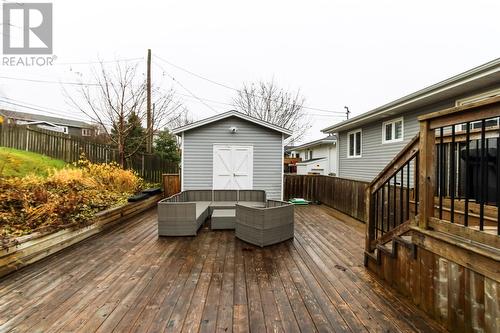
left=0, top=155, right=145, bottom=241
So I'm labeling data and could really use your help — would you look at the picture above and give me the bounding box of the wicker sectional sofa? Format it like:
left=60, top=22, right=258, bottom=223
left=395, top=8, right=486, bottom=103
left=157, top=190, right=266, bottom=236
left=235, top=200, right=294, bottom=247
left=157, top=190, right=294, bottom=246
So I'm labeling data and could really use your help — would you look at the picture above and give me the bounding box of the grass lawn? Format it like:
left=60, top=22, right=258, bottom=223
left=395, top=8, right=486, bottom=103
left=0, top=147, right=68, bottom=177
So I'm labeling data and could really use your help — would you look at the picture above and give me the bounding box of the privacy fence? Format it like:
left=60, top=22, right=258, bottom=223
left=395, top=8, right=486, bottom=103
left=0, top=124, right=178, bottom=183
left=284, top=174, right=369, bottom=222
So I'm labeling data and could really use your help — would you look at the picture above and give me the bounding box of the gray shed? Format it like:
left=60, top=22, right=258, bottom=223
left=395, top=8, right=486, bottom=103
left=172, top=111, right=292, bottom=200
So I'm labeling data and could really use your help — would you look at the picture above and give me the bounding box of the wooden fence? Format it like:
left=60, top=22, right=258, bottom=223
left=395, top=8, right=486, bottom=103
left=0, top=124, right=178, bottom=183
left=284, top=174, right=369, bottom=222
left=162, top=174, right=181, bottom=197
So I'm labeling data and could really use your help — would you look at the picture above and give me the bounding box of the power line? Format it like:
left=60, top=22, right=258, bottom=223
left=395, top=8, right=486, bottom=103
left=55, top=57, right=143, bottom=66
left=0, top=65, right=346, bottom=117
left=0, top=75, right=99, bottom=86
left=0, top=97, right=114, bottom=126
left=176, top=92, right=235, bottom=107
left=0, top=56, right=145, bottom=85
left=308, top=113, right=346, bottom=118
left=0, top=98, right=89, bottom=122
left=175, top=87, right=346, bottom=119
left=153, top=61, right=220, bottom=115
left=0, top=77, right=345, bottom=122
left=153, top=55, right=345, bottom=114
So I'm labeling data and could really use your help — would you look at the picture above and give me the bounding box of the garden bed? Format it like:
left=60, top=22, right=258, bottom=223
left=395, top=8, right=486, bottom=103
left=0, top=193, right=161, bottom=278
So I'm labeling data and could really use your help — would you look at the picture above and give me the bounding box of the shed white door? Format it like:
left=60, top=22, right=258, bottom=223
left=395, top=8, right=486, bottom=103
left=213, top=145, right=253, bottom=190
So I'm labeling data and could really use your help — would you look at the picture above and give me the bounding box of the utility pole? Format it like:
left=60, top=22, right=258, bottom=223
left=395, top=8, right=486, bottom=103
left=146, top=48, right=152, bottom=153
left=344, top=106, right=350, bottom=120
left=152, top=102, right=155, bottom=149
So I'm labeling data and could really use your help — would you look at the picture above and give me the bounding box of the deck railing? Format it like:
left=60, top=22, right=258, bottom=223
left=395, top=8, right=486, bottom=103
left=366, top=136, right=420, bottom=251
left=366, top=95, right=500, bottom=252
left=420, top=97, right=500, bottom=237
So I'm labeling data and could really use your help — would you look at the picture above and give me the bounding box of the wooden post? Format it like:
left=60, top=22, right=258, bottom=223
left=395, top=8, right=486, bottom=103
left=141, top=154, right=145, bottom=176
left=418, top=119, right=435, bottom=229
left=365, top=186, right=375, bottom=252
left=146, top=49, right=152, bottom=153
left=25, top=127, right=29, bottom=151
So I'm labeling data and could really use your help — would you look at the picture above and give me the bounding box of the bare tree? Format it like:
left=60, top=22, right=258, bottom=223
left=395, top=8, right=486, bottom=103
left=233, top=80, right=310, bottom=142
left=66, top=62, right=183, bottom=167
left=168, top=107, right=194, bottom=129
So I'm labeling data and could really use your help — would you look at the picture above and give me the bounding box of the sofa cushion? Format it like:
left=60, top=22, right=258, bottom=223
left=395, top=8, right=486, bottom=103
left=195, top=202, right=211, bottom=219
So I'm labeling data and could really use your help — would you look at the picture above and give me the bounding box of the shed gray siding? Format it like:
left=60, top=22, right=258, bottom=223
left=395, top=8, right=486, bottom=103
left=338, top=101, right=453, bottom=182
left=182, top=116, right=283, bottom=200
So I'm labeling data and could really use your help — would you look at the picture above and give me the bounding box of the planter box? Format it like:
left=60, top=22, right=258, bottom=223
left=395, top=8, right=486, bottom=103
left=0, top=193, right=162, bottom=278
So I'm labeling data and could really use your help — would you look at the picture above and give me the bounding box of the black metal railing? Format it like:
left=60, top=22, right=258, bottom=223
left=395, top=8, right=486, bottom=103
left=435, top=117, right=499, bottom=235
left=372, top=152, right=420, bottom=240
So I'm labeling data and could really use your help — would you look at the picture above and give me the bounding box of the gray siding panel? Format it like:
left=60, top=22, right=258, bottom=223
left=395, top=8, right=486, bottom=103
left=183, top=116, right=283, bottom=200
left=338, top=102, right=453, bottom=182
left=337, top=84, right=500, bottom=182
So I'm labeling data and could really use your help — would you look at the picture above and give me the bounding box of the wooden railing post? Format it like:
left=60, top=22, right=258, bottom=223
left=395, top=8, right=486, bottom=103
left=418, top=119, right=435, bottom=229
left=365, top=186, right=375, bottom=252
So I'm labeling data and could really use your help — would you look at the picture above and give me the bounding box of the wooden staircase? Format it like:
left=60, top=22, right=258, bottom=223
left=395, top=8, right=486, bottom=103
left=364, top=96, right=500, bottom=332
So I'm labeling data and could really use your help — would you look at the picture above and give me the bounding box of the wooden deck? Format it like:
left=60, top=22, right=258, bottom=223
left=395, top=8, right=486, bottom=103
left=0, top=206, right=444, bottom=332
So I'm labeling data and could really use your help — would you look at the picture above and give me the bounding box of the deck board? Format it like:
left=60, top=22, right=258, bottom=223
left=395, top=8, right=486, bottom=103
left=0, top=205, right=445, bottom=332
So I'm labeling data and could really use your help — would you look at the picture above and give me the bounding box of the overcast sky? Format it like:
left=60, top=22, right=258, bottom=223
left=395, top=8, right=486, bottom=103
left=1, top=0, right=499, bottom=143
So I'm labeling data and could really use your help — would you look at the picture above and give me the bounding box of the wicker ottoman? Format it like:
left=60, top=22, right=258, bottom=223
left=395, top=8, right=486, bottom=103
left=211, top=209, right=236, bottom=230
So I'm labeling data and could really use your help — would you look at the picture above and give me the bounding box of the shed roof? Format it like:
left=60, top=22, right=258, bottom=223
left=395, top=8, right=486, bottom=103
left=322, top=57, right=500, bottom=134
left=172, top=110, right=293, bottom=138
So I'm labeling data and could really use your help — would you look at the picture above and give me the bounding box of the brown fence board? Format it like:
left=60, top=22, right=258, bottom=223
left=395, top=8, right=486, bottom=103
left=284, top=174, right=369, bottom=222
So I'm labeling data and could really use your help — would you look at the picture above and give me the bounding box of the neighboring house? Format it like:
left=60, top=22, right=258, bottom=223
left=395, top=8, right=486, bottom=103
left=283, top=145, right=301, bottom=173
left=285, top=135, right=337, bottom=175
left=322, top=58, right=500, bottom=182
left=0, top=110, right=96, bottom=137
left=172, top=110, right=292, bottom=200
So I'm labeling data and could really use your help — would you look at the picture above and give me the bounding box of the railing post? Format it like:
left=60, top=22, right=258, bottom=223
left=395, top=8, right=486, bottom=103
left=365, top=186, right=375, bottom=252
left=418, top=119, right=435, bottom=229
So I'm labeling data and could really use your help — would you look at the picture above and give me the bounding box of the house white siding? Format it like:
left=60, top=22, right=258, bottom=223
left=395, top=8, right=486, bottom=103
left=297, top=158, right=328, bottom=175
left=295, top=143, right=337, bottom=175
left=182, top=116, right=283, bottom=199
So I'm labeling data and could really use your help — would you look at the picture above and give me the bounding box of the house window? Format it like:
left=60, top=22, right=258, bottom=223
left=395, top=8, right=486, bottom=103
left=382, top=118, right=404, bottom=143
left=459, top=118, right=499, bottom=131
left=347, top=129, right=362, bottom=158
left=309, top=150, right=313, bottom=160
left=455, top=89, right=500, bottom=132
left=82, top=128, right=92, bottom=136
